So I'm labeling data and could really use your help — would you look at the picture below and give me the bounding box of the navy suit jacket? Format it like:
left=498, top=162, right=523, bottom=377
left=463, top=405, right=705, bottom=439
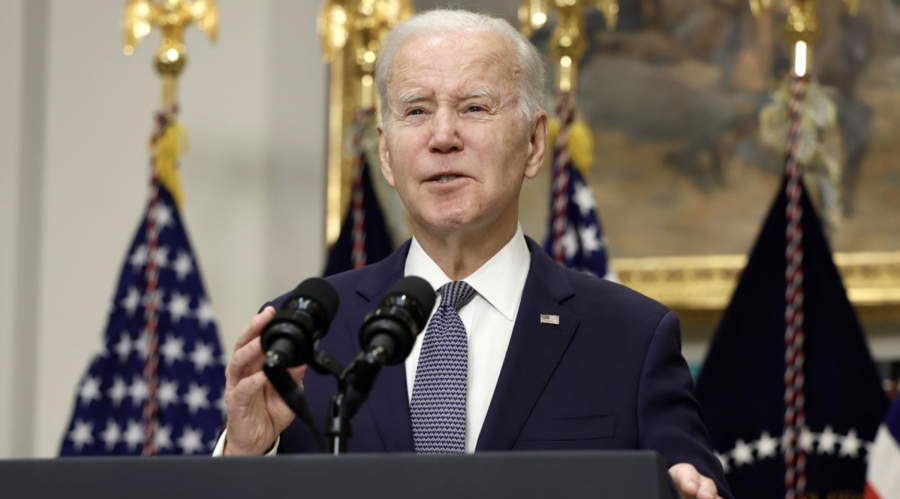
left=269, top=236, right=732, bottom=497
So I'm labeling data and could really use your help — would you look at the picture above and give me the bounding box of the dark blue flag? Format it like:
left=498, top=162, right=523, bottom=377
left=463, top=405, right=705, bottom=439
left=695, top=177, right=888, bottom=497
left=324, top=155, right=394, bottom=277
left=60, top=121, right=226, bottom=455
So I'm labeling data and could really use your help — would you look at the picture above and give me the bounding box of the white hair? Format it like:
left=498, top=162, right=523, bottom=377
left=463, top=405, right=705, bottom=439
left=376, top=9, right=545, bottom=124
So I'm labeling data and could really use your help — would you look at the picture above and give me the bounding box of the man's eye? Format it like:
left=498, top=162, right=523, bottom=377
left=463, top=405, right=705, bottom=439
left=407, top=109, right=424, bottom=116
left=467, top=106, right=485, bottom=113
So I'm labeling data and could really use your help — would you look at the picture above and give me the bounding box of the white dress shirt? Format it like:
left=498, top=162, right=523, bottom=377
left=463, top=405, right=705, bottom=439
left=213, top=224, right=530, bottom=456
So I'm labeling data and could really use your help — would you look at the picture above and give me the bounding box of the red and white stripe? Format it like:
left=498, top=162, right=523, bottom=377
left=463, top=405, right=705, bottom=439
left=139, top=107, right=175, bottom=455
left=349, top=107, right=375, bottom=269
left=783, top=74, right=808, bottom=499
left=550, top=92, right=572, bottom=263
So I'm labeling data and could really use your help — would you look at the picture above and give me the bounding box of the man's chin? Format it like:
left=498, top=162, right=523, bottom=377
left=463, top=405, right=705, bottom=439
left=414, top=213, right=479, bottom=235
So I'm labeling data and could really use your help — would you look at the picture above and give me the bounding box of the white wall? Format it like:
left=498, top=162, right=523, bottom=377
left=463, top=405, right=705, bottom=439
left=0, top=0, right=327, bottom=458
left=0, top=0, right=27, bottom=460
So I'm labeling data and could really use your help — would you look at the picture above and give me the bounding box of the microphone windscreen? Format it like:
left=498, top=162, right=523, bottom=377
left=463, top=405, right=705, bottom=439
left=289, top=277, right=340, bottom=322
left=387, top=276, right=436, bottom=327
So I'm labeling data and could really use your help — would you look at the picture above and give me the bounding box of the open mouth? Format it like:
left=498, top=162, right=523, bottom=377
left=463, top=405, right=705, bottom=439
left=431, top=174, right=461, bottom=183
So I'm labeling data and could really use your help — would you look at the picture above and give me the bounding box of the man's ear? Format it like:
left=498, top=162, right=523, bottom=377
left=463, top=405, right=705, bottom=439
left=377, top=123, right=395, bottom=187
left=524, top=111, right=548, bottom=179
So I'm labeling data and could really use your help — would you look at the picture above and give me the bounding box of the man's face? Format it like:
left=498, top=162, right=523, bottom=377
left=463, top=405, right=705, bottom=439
left=378, top=31, right=546, bottom=238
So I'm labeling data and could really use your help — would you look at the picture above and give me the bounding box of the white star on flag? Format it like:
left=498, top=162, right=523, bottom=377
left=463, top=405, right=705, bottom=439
left=732, top=439, right=754, bottom=466
left=153, top=202, right=174, bottom=230
left=133, top=331, right=149, bottom=360
left=184, top=383, right=210, bottom=414
left=572, top=180, right=596, bottom=216
left=819, top=426, right=838, bottom=454
left=129, top=376, right=148, bottom=407
left=100, top=420, right=121, bottom=451
left=154, top=424, right=173, bottom=451
left=94, top=337, right=109, bottom=358
left=756, top=431, right=779, bottom=459
left=190, top=341, right=216, bottom=372
left=79, top=376, right=102, bottom=405
left=123, top=420, right=144, bottom=451
left=172, top=251, right=194, bottom=281
left=561, top=226, right=579, bottom=260
left=196, top=298, right=216, bottom=330
left=130, top=244, right=148, bottom=271
left=168, top=291, right=191, bottom=324
left=154, top=245, right=169, bottom=269
left=579, top=225, right=603, bottom=254
left=120, top=287, right=141, bottom=317
left=114, top=333, right=133, bottom=363
left=177, top=427, right=206, bottom=454
left=158, top=379, right=180, bottom=409
left=800, top=428, right=817, bottom=452
left=68, top=420, right=94, bottom=451
left=160, top=334, right=185, bottom=365
left=839, top=429, right=862, bottom=458
left=108, top=376, right=128, bottom=407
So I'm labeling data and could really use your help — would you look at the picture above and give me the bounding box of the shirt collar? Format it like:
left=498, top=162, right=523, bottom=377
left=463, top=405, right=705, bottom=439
left=404, top=224, right=530, bottom=321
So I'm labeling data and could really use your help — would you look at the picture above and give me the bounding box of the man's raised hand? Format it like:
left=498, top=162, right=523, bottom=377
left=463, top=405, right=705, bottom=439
left=222, top=306, right=307, bottom=456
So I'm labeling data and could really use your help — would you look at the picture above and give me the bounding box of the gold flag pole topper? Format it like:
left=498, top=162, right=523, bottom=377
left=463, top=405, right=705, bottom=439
left=120, top=0, right=217, bottom=455
left=124, top=0, right=218, bottom=108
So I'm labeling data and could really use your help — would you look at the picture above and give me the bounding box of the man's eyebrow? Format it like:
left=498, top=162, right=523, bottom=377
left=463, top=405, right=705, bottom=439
left=459, top=89, right=500, bottom=102
left=397, top=93, right=427, bottom=106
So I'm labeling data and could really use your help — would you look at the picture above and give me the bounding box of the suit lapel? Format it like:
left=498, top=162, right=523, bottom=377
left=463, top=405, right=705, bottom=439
left=348, top=240, right=415, bottom=452
left=476, top=237, right=580, bottom=451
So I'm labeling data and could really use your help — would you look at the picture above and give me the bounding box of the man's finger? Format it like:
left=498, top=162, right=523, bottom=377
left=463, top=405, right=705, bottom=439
left=227, top=337, right=264, bottom=387
left=231, top=369, right=269, bottom=401
left=234, top=306, right=275, bottom=352
left=287, top=365, right=308, bottom=392
left=695, top=475, right=718, bottom=499
left=669, top=463, right=700, bottom=498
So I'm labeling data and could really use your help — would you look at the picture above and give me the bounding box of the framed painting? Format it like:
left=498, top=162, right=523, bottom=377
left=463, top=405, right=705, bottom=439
left=323, top=0, right=900, bottom=341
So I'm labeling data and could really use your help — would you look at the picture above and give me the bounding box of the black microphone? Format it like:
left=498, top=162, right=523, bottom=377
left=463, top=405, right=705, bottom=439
left=261, top=277, right=340, bottom=368
left=339, top=276, right=436, bottom=422
left=359, top=275, right=436, bottom=365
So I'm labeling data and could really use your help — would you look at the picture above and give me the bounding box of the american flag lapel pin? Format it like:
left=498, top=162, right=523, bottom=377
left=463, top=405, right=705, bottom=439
left=540, top=314, right=559, bottom=325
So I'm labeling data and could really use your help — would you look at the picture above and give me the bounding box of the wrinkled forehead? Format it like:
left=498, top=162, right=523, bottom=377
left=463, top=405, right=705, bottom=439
left=386, top=30, right=520, bottom=98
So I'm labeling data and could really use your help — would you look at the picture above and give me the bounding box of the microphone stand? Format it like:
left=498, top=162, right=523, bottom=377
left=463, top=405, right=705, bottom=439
left=325, top=346, right=388, bottom=454
left=263, top=350, right=344, bottom=454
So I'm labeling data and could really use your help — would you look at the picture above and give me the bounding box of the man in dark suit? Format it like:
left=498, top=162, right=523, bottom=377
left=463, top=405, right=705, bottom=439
left=218, top=9, right=731, bottom=499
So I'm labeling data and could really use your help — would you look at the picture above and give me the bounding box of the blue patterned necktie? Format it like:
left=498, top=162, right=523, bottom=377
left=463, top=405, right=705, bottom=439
left=410, top=281, right=476, bottom=454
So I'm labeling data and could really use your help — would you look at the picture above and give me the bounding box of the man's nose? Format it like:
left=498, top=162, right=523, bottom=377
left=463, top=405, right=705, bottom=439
left=428, top=109, right=464, bottom=153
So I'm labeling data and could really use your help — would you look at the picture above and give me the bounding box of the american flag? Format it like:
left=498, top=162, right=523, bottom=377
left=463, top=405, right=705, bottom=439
left=544, top=92, right=611, bottom=278
left=60, top=109, right=226, bottom=456
left=864, top=395, right=900, bottom=499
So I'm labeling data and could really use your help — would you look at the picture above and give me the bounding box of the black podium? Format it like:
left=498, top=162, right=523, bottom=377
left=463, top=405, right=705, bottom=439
left=2, top=451, right=677, bottom=498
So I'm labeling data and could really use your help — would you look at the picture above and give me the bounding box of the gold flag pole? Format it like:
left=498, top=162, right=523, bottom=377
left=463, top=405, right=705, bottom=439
left=319, top=0, right=412, bottom=248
